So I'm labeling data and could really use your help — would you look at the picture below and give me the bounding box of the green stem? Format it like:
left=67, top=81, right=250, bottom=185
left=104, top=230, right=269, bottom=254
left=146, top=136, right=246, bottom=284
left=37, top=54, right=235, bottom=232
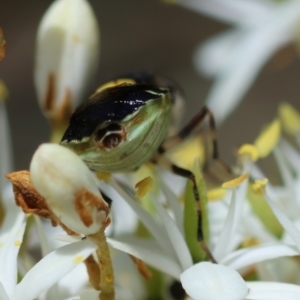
left=88, top=228, right=115, bottom=300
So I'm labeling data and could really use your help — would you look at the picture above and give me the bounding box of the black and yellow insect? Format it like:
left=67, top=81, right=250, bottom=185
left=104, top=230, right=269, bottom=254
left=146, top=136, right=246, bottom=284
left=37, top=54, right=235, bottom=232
left=61, top=72, right=224, bottom=261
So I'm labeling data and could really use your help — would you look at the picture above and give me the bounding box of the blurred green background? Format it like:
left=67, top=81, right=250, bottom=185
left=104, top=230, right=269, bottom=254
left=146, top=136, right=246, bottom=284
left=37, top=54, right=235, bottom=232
left=1, top=0, right=300, bottom=178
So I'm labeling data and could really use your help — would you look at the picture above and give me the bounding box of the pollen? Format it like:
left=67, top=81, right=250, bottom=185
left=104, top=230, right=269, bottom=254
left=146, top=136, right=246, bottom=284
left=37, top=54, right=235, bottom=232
left=96, top=171, right=112, bottom=183
left=73, top=255, right=84, bottom=264
left=242, top=237, right=260, bottom=248
left=222, top=173, right=249, bottom=188
left=251, top=178, right=268, bottom=194
left=135, top=176, right=154, bottom=198
left=238, top=144, right=259, bottom=162
left=279, top=103, right=300, bottom=135
left=254, top=119, right=281, bottom=158
left=207, top=187, right=227, bottom=201
left=14, top=240, right=21, bottom=247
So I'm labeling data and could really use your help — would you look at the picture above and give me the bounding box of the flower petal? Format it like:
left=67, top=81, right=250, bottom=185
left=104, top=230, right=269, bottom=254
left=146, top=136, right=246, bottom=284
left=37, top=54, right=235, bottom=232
left=180, top=262, right=248, bottom=300
left=34, top=0, right=100, bottom=122
left=246, top=282, right=300, bottom=300
left=107, top=237, right=182, bottom=279
left=221, top=243, right=299, bottom=271
left=30, top=144, right=109, bottom=235
left=13, top=240, right=97, bottom=300
left=0, top=203, right=26, bottom=298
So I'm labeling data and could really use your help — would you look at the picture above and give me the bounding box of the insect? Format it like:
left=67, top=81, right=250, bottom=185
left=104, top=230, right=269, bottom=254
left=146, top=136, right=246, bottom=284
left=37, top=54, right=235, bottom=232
left=61, top=72, right=224, bottom=262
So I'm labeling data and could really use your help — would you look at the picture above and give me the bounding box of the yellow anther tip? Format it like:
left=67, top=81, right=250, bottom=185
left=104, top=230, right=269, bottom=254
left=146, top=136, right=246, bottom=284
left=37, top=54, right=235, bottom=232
left=135, top=176, right=154, bottom=198
left=254, top=119, right=281, bottom=158
left=207, top=188, right=227, bottom=201
left=251, top=178, right=268, bottom=194
left=279, top=103, right=300, bottom=135
left=96, top=171, right=112, bottom=183
left=222, top=173, right=249, bottom=189
left=14, top=240, right=21, bottom=247
left=238, top=144, right=259, bottom=162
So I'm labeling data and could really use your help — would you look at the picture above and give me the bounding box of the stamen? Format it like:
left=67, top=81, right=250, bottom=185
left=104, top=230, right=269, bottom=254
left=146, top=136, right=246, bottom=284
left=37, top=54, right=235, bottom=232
left=96, top=171, right=112, bottom=183
left=251, top=178, right=268, bottom=195
left=279, top=103, right=300, bottom=135
left=222, top=173, right=249, bottom=188
left=254, top=119, right=281, bottom=158
left=238, top=144, right=259, bottom=162
left=135, top=176, right=154, bottom=198
left=207, top=187, right=227, bottom=201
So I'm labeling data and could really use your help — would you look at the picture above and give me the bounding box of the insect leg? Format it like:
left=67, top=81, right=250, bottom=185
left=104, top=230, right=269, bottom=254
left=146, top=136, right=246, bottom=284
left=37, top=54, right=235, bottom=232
left=161, top=106, right=231, bottom=173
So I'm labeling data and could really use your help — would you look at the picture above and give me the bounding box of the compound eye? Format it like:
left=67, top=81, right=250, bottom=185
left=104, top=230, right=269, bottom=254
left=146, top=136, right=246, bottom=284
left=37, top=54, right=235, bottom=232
left=95, top=123, right=126, bottom=150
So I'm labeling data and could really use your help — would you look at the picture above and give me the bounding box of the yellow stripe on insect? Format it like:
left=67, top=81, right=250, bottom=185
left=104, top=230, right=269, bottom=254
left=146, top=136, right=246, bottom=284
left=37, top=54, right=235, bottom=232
left=135, top=176, right=154, bottom=198
left=96, top=78, right=136, bottom=93
left=254, top=119, right=281, bottom=158
left=222, top=173, right=249, bottom=189
left=279, top=103, right=300, bottom=135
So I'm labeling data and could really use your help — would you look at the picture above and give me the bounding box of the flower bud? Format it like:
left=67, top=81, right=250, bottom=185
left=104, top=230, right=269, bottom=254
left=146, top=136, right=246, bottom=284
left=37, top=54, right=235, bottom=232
left=30, top=144, right=109, bottom=235
left=34, top=0, right=100, bottom=125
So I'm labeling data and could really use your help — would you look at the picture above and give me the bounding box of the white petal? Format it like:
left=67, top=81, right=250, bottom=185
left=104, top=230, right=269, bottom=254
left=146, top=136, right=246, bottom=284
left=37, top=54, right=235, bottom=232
left=35, top=0, right=99, bottom=119
left=246, top=282, right=300, bottom=300
left=180, top=262, right=248, bottom=300
left=107, top=237, right=182, bottom=279
left=0, top=282, right=9, bottom=300
left=110, top=180, right=177, bottom=259
left=149, top=193, right=193, bottom=270
left=205, top=25, right=291, bottom=124
left=13, top=240, right=97, bottom=300
left=0, top=203, right=26, bottom=298
left=178, top=0, right=275, bottom=25
left=221, top=243, right=299, bottom=270
left=30, top=144, right=108, bottom=235
left=34, top=216, right=52, bottom=256
left=0, top=103, right=13, bottom=199
left=194, top=30, right=243, bottom=78
left=265, top=192, right=300, bottom=252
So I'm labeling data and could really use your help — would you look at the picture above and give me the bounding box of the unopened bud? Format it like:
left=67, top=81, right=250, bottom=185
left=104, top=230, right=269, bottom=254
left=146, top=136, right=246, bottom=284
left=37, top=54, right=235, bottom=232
left=30, top=144, right=109, bottom=235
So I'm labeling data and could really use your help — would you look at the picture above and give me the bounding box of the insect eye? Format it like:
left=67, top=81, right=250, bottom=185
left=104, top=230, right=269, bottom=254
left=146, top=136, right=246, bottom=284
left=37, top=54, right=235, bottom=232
left=103, top=133, right=122, bottom=148
left=95, top=123, right=125, bottom=150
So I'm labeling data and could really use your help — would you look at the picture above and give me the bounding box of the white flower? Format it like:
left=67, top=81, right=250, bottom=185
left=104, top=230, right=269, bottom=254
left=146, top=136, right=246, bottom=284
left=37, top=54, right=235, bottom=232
left=30, top=143, right=109, bottom=235
left=34, top=0, right=100, bottom=123
left=0, top=192, right=97, bottom=300
left=177, top=0, right=300, bottom=124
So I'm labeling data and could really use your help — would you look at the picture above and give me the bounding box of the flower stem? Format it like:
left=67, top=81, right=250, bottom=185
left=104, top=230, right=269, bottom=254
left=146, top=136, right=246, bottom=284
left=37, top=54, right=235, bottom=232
left=88, top=227, right=115, bottom=300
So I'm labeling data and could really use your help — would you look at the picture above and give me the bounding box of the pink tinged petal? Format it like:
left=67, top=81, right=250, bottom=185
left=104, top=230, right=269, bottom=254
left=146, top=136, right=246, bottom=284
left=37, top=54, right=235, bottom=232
left=13, top=240, right=97, bottom=300
left=149, top=193, right=193, bottom=270
left=110, top=180, right=177, bottom=260
left=246, top=282, right=300, bottom=300
left=220, top=243, right=299, bottom=271
left=265, top=193, right=300, bottom=252
left=180, top=262, right=248, bottom=300
left=0, top=204, right=26, bottom=298
left=107, top=237, right=182, bottom=279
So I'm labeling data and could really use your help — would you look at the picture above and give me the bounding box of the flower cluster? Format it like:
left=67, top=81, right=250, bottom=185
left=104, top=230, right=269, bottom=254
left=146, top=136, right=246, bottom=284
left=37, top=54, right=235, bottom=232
left=2, top=0, right=300, bottom=300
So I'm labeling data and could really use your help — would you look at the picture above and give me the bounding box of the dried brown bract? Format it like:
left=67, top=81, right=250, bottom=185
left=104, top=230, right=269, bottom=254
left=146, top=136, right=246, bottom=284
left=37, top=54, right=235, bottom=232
left=6, top=170, right=76, bottom=235
left=0, top=28, right=6, bottom=61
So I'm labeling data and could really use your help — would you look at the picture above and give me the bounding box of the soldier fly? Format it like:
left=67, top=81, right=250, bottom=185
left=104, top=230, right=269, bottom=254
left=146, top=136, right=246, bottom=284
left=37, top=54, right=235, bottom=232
left=61, top=72, right=224, bottom=262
